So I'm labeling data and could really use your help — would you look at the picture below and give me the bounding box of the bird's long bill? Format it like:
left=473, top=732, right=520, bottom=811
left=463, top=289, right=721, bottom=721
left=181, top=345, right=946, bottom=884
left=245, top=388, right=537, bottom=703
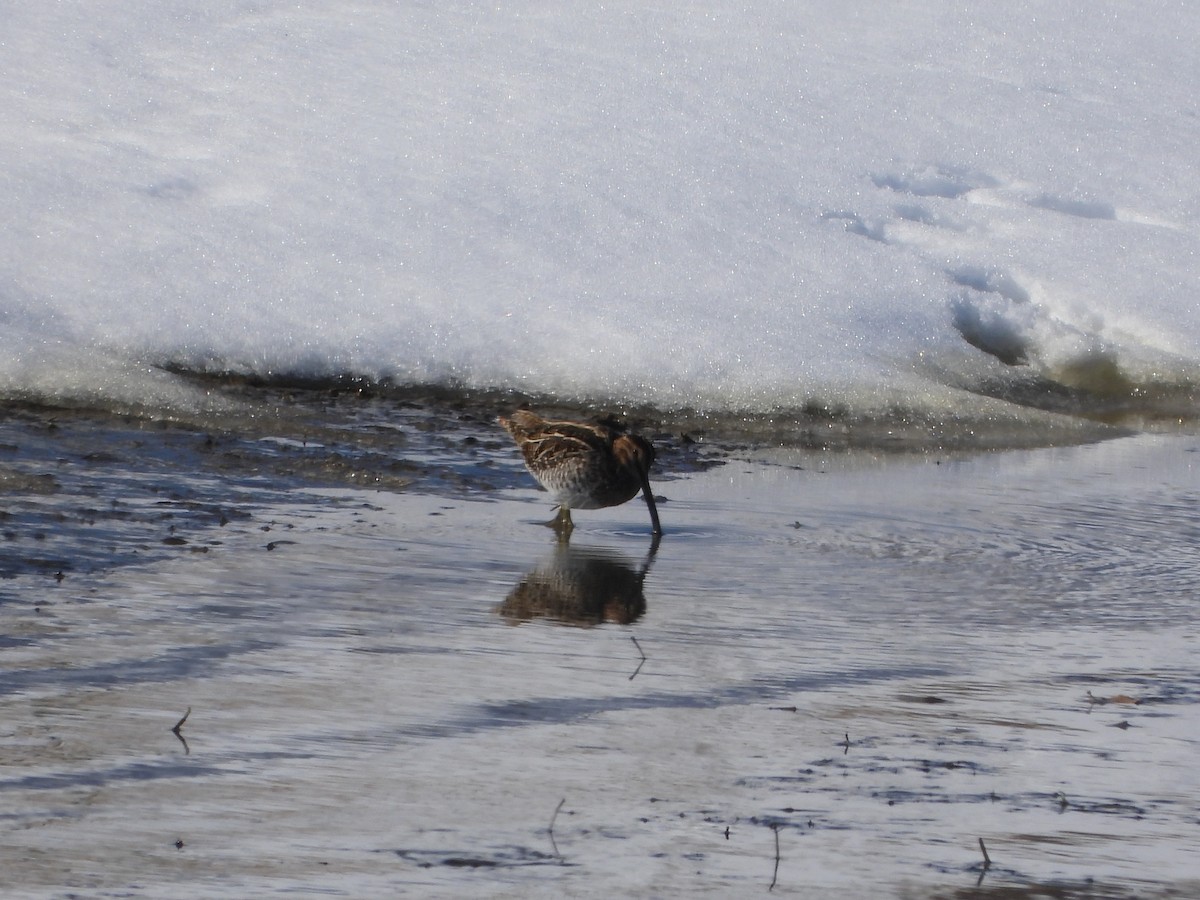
left=638, top=471, right=662, bottom=536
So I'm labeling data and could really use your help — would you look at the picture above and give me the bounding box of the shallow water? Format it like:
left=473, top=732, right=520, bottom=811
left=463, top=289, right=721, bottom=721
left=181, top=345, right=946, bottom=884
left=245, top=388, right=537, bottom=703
left=1, top=418, right=1198, bottom=898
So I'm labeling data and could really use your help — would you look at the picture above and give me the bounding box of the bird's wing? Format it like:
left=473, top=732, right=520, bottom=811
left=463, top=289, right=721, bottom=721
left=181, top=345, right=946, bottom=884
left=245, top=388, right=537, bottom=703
left=520, top=421, right=610, bottom=470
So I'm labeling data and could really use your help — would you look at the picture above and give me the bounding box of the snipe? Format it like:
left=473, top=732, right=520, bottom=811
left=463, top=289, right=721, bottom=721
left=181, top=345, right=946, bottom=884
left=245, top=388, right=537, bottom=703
left=499, top=409, right=662, bottom=537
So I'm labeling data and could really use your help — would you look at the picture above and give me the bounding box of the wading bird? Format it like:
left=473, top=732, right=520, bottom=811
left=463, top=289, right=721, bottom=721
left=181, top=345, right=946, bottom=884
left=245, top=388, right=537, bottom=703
left=499, top=410, right=662, bottom=537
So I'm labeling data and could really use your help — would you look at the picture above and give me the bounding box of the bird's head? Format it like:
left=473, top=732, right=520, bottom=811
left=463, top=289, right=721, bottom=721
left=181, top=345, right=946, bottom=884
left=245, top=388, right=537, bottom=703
left=613, top=433, right=661, bottom=536
left=612, top=433, right=656, bottom=476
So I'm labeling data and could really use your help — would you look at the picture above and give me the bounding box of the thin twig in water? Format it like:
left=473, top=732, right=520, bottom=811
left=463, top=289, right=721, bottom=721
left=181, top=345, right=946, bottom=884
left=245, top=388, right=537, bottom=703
left=630, top=635, right=646, bottom=660
left=629, top=635, right=647, bottom=681
left=171, top=707, right=192, bottom=755
left=768, top=824, right=781, bottom=891
left=548, top=798, right=566, bottom=860
left=975, top=836, right=992, bottom=887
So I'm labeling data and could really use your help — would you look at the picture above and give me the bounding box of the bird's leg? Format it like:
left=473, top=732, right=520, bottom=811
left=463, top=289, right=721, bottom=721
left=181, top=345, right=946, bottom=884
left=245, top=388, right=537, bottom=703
left=543, top=505, right=575, bottom=539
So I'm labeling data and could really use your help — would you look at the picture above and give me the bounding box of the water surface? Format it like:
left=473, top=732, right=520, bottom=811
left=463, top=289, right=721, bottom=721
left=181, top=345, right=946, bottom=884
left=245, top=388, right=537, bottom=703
left=2, top=413, right=1197, bottom=897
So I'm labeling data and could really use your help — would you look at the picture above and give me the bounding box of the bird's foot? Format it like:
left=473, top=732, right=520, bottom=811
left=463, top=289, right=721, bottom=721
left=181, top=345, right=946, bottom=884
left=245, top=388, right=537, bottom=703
left=542, top=506, right=575, bottom=541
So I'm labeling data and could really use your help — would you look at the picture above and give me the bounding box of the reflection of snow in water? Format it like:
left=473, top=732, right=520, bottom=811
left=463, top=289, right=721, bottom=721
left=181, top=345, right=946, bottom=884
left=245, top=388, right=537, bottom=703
left=1, top=430, right=1197, bottom=896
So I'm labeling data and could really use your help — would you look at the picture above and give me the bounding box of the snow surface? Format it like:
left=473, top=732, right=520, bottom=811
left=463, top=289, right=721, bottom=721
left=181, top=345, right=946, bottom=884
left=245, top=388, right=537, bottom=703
left=3, top=2, right=1199, bottom=417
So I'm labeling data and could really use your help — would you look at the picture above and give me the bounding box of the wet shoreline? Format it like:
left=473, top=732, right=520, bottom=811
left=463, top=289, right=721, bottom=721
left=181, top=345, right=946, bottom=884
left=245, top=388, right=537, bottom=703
left=0, top=377, right=1144, bottom=585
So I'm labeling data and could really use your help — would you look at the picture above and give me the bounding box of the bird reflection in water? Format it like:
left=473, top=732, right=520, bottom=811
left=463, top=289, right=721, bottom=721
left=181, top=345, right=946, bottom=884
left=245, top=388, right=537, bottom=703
left=497, top=538, right=659, bottom=627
